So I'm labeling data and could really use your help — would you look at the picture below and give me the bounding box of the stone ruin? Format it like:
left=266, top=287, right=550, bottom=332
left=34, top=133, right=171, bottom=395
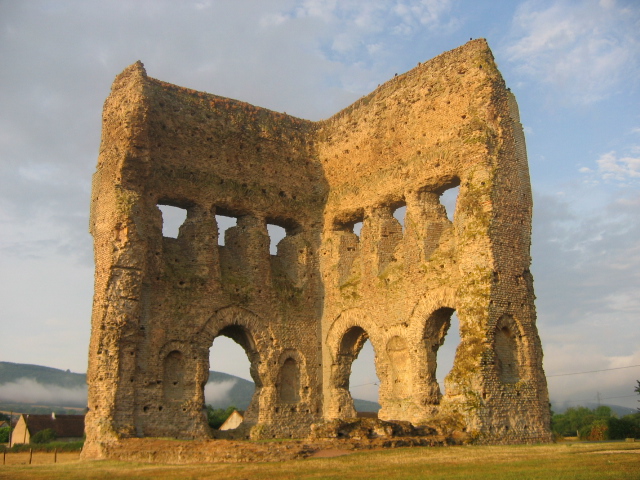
left=84, top=39, right=552, bottom=457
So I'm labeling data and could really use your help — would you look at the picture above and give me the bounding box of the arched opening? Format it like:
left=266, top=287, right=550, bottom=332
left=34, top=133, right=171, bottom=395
left=424, top=308, right=460, bottom=399
left=163, top=350, right=186, bottom=403
left=278, top=357, right=301, bottom=403
left=435, top=312, right=461, bottom=395
left=206, top=326, right=258, bottom=431
left=349, top=339, right=380, bottom=412
left=495, top=316, right=522, bottom=384
left=333, top=326, right=380, bottom=416
left=386, top=335, right=410, bottom=398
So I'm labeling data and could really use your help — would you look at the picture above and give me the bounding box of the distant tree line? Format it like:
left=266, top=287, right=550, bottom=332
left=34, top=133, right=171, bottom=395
left=552, top=405, right=640, bottom=440
left=0, top=413, right=10, bottom=443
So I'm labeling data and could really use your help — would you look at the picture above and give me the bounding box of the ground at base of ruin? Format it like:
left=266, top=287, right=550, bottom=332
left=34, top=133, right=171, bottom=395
left=90, top=435, right=454, bottom=464
left=2, top=441, right=639, bottom=480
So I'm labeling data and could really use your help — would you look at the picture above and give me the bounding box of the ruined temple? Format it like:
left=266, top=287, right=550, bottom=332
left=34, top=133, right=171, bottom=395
left=84, top=39, right=552, bottom=456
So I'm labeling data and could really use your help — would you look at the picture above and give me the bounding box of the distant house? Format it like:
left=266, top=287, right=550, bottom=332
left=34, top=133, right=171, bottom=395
left=219, top=410, right=244, bottom=430
left=10, top=413, right=84, bottom=446
left=0, top=420, right=9, bottom=429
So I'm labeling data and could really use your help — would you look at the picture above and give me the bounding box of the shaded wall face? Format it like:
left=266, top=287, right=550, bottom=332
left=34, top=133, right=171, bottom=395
left=86, top=66, right=328, bottom=443
left=137, top=87, right=328, bottom=438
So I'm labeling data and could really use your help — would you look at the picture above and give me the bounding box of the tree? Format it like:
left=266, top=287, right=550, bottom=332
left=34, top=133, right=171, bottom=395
left=564, top=406, right=595, bottom=437
left=30, top=428, right=57, bottom=444
left=552, top=403, right=640, bottom=440
left=635, top=380, right=640, bottom=411
left=206, top=405, right=237, bottom=429
left=552, top=406, right=615, bottom=438
left=0, top=426, right=10, bottom=443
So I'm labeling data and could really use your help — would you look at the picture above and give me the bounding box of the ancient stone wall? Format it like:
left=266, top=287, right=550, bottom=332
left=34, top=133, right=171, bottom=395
left=84, top=39, right=551, bottom=457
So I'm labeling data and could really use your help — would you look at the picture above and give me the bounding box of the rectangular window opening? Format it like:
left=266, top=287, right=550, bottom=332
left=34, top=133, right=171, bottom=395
left=158, top=204, right=188, bottom=238
left=392, top=203, right=407, bottom=233
left=266, top=224, right=287, bottom=255
left=352, top=221, right=363, bottom=239
left=216, top=215, right=238, bottom=246
left=440, top=185, right=460, bottom=222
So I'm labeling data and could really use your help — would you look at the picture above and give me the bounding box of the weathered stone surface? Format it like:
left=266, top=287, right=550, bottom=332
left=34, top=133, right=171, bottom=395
left=84, top=39, right=552, bottom=458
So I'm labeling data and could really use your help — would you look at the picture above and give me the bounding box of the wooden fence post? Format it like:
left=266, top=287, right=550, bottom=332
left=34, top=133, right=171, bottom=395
left=29, top=448, right=32, bottom=465
left=54, top=448, right=57, bottom=464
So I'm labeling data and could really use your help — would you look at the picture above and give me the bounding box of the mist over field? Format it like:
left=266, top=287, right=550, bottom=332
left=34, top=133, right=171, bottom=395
left=0, top=377, right=242, bottom=408
left=204, top=379, right=237, bottom=406
left=0, top=377, right=87, bottom=407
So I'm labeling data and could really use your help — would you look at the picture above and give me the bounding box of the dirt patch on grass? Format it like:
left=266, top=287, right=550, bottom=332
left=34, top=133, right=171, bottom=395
left=589, top=449, right=640, bottom=454
left=309, top=449, right=353, bottom=458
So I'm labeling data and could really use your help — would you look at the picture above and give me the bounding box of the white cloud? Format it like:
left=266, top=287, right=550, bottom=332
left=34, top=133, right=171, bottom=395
left=597, top=150, right=640, bottom=181
left=287, top=0, right=456, bottom=64
left=259, top=12, right=290, bottom=28
left=505, top=0, right=640, bottom=104
left=393, top=0, right=455, bottom=29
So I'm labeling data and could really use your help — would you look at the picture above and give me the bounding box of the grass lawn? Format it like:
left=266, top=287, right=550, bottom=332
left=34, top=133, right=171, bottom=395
left=0, top=441, right=638, bottom=479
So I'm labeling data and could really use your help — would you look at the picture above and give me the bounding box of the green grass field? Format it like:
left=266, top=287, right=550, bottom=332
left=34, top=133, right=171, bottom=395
left=1, top=441, right=639, bottom=480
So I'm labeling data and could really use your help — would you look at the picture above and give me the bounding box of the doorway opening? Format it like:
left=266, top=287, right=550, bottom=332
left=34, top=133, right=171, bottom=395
left=349, top=338, right=380, bottom=414
left=206, top=327, right=257, bottom=431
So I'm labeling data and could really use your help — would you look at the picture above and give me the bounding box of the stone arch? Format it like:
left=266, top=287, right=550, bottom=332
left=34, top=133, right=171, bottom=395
left=275, top=349, right=310, bottom=406
left=143, top=340, right=209, bottom=439
left=409, top=287, right=457, bottom=329
left=325, top=308, right=381, bottom=419
left=200, top=306, right=270, bottom=353
left=423, top=307, right=457, bottom=399
left=198, top=306, right=272, bottom=425
left=406, top=288, right=458, bottom=407
left=163, top=350, right=186, bottom=403
left=157, top=340, right=197, bottom=409
left=278, top=357, right=301, bottom=404
left=494, top=314, right=526, bottom=384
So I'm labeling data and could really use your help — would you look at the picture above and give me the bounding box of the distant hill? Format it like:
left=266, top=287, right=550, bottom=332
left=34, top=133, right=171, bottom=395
left=6, top=362, right=637, bottom=417
left=353, top=398, right=381, bottom=412
left=0, top=361, right=86, bottom=389
left=206, top=371, right=255, bottom=409
left=0, top=361, right=380, bottom=413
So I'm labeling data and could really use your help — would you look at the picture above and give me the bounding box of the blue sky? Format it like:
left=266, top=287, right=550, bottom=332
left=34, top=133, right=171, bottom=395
left=1, top=0, right=639, bottom=410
